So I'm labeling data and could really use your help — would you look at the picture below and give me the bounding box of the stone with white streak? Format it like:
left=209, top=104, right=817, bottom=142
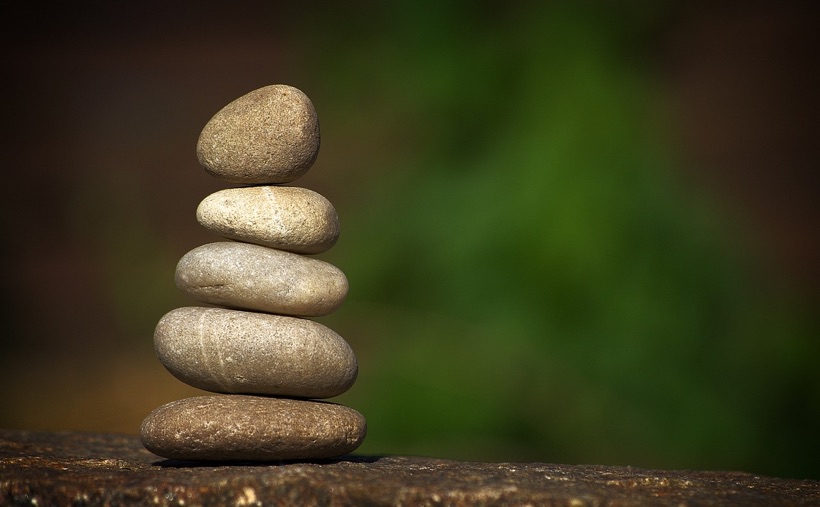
left=196, top=186, right=339, bottom=254
left=154, top=307, right=357, bottom=398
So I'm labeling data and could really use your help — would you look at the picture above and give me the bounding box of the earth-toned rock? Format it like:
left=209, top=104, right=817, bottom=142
left=154, top=307, right=357, bottom=398
left=196, top=185, right=339, bottom=254
left=196, top=84, right=320, bottom=184
left=140, top=396, right=367, bottom=461
left=175, top=242, right=348, bottom=317
left=5, top=430, right=819, bottom=506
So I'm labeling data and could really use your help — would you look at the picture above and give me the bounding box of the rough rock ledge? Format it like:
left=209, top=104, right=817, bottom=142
left=1, top=430, right=817, bottom=506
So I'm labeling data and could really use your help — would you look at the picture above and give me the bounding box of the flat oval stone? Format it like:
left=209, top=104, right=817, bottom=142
left=154, top=307, right=357, bottom=398
left=176, top=242, right=348, bottom=317
left=196, top=84, right=320, bottom=184
left=140, top=395, right=367, bottom=461
left=196, top=186, right=339, bottom=255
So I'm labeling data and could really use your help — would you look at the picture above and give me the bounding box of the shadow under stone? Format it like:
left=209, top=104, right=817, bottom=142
left=152, top=454, right=384, bottom=468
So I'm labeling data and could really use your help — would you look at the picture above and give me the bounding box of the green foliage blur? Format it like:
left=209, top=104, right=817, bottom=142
left=294, top=3, right=819, bottom=479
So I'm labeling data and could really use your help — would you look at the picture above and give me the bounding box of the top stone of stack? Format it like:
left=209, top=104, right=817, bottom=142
left=196, top=85, right=320, bottom=184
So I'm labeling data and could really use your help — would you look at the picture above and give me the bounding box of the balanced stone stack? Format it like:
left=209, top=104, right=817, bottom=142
left=140, top=85, right=366, bottom=462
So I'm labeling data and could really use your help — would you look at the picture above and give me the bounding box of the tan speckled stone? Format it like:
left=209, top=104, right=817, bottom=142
left=196, top=186, right=339, bottom=254
left=140, top=395, right=367, bottom=461
left=196, top=85, right=320, bottom=184
left=176, top=242, right=348, bottom=317
left=154, top=307, right=357, bottom=398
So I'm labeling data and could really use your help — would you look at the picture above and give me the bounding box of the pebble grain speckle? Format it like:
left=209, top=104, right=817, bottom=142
left=140, top=396, right=367, bottom=461
left=196, top=84, right=320, bottom=184
left=196, top=186, right=339, bottom=254
left=175, top=241, right=348, bottom=317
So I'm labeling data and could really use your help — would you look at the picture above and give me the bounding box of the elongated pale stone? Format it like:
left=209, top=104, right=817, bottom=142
left=176, top=242, right=348, bottom=317
left=196, top=186, right=339, bottom=255
left=140, top=395, right=367, bottom=461
left=154, top=307, right=357, bottom=398
left=196, top=85, right=320, bottom=184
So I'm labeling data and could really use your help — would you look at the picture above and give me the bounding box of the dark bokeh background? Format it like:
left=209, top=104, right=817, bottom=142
left=2, top=2, right=818, bottom=480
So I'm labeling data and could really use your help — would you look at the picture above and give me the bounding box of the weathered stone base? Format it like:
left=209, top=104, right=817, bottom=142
left=1, top=429, right=817, bottom=506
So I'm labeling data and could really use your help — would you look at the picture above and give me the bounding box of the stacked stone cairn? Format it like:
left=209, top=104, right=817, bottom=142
left=140, top=85, right=366, bottom=461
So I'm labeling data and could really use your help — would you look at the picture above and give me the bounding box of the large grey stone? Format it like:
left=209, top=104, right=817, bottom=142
left=4, top=430, right=819, bottom=506
left=196, top=84, right=320, bottom=184
left=175, top=242, right=348, bottom=317
left=154, top=307, right=357, bottom=398
left=196, top=186, right=339, bottom=254
left=139, top=395, right=367, bottom=461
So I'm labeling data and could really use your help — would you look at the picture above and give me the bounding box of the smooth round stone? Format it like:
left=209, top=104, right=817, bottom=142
left=196, top=84, right=320, bottom=184
left=154, top=307, right=357, bottom=398
left=140, top=395, right=367, bottom=461
left=196, top=186, right=339, bottom=255
left=176, top=242, right=348, bottom=317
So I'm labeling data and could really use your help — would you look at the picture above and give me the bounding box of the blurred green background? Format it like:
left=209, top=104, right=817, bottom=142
left=2, top=2, right=818, bottom=480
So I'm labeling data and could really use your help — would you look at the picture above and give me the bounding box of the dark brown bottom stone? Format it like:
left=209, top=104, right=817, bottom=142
left=140, top=395, right=367, bottom=461
left=1, top=430, right=817, bottom=506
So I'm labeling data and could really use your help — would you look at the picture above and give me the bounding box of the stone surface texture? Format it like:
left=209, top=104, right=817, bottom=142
left=3, top=431, right=818, bottom=507
left=140, top=396, right=366, bottom=461
left=175, top=242, right=348, bottom=317
left=154, top=307, right=357, bottom=398
left=197, top=186, right=339, bottom=254
left=196, top=84, right=320, bottom=184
